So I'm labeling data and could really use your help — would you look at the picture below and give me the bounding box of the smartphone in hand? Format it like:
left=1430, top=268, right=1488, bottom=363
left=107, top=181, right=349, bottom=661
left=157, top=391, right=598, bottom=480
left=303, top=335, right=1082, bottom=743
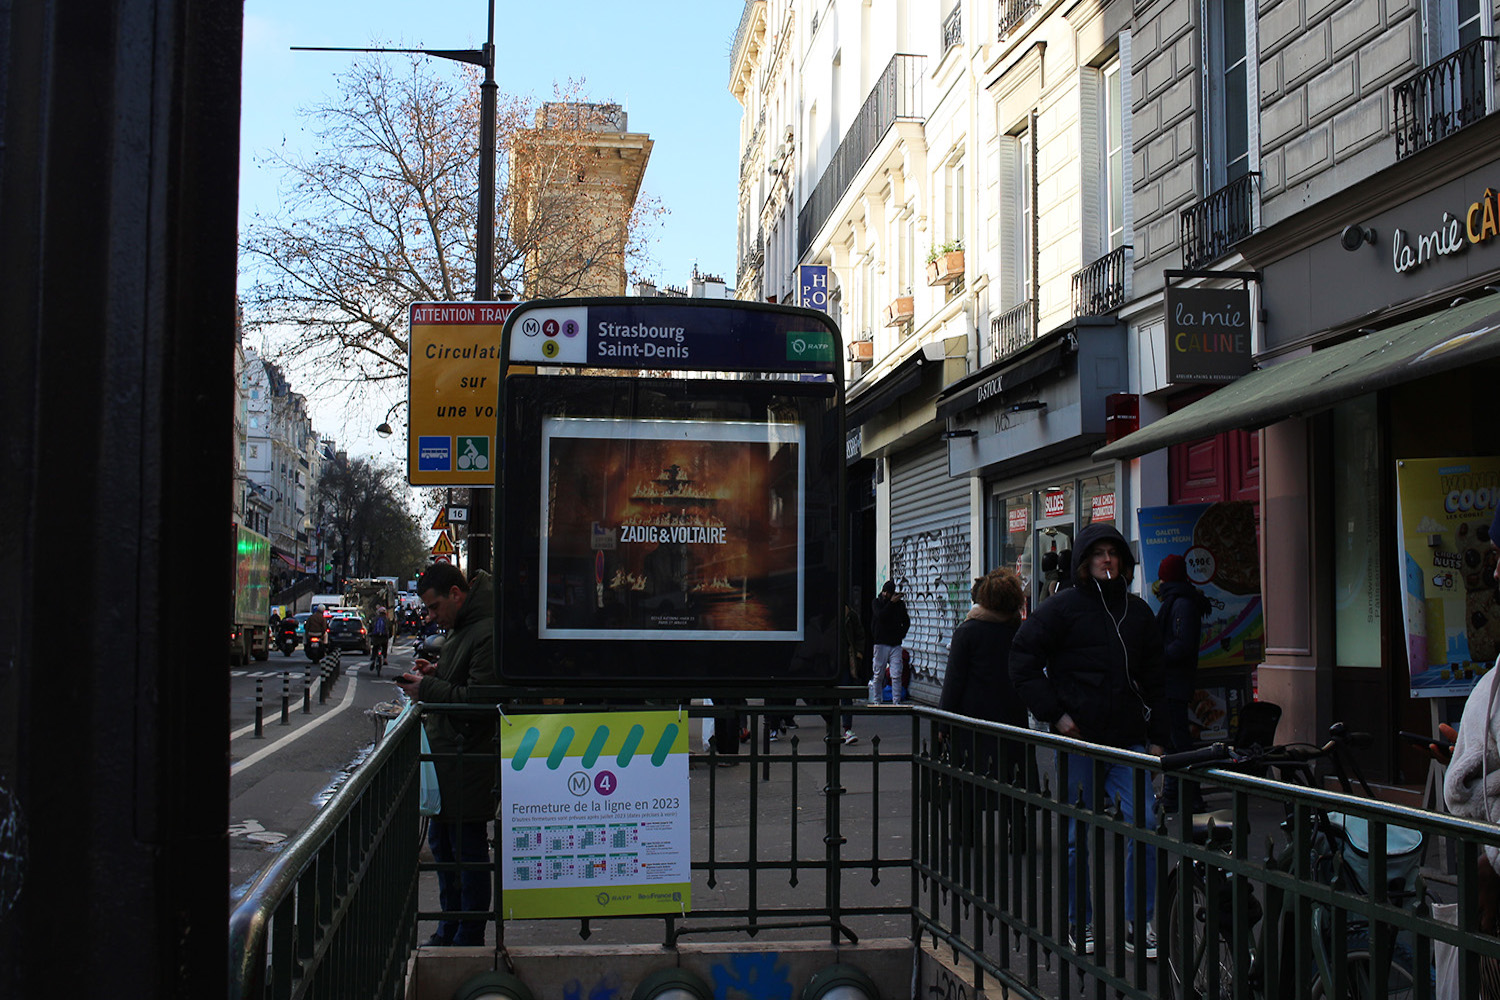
left=1399, top=730, right=1455, bottom=751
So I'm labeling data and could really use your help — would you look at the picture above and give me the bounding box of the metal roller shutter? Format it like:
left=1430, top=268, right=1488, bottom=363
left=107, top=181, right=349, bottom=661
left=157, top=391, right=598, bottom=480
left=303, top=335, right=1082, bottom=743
left=888, top=438, right=971, bottom=705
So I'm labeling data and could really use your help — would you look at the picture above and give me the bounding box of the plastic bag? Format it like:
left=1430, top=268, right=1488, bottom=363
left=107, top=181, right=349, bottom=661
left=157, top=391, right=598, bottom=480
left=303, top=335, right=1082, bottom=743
left=385, top=708, right=441, bottom=817
left=418, top=726, right=441, bottom=817
left=1433, top=902, right=1458, bottom=1000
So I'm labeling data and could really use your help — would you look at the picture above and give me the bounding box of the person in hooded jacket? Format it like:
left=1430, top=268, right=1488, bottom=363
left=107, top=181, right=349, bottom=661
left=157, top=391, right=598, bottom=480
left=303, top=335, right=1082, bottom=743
left=1154, top=552, right=1212, bottom=813
left=869, top=580, right=911, bottom=704
left=398, top=563, right=497, bottom=947
left=1009, top=522, right=1168, bottom=957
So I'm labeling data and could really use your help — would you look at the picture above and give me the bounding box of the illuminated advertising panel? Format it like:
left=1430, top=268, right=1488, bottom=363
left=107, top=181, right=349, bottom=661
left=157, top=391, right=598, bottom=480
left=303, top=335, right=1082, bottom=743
left=539, top=417, right=804, bottom=641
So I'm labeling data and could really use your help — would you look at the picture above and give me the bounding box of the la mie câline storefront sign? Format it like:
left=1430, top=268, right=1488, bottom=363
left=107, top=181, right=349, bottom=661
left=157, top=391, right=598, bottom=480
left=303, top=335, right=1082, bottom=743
left=1164, top=285, right=1252, bottom=384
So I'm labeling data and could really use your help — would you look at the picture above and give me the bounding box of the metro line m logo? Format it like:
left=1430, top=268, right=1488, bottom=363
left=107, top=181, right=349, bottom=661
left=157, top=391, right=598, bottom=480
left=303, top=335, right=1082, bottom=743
left=508, top=720, right=683, bottom=771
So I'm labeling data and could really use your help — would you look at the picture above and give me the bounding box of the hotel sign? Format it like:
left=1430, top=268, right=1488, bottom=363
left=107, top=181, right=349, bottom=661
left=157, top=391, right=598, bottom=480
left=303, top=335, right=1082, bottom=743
left=1164, top=286, right=1252, bottom=384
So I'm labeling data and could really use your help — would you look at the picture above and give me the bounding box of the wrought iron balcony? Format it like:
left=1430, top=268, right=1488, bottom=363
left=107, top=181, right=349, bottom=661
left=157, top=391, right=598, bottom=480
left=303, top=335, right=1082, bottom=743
left=1180, top=172, right=1259, bottom=270
left=986, top=300, right=1034, bottom=366
left=1072, top=245, right=1131, bottom=318
left=797, top=54, right=925, bottom=257
left=998, top=0, right=1038, bottom=40
left=1393, top=36, right=1497, bottom=160
left=943, top=6, right=962, bottom=54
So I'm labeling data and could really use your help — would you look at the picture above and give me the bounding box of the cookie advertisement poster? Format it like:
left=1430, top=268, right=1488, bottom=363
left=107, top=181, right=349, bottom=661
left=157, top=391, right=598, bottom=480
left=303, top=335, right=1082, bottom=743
left=1395, top=457, right=1500, bottom=698
left=1137, top=501, right=1266, bottom=670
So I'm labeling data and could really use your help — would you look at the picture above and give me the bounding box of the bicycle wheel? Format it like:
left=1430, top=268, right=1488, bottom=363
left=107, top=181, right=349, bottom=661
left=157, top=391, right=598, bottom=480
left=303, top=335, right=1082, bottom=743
left=1309, top=935, right=1417, bottom=1000
left=1164, top=868, right=1237, bottom=1000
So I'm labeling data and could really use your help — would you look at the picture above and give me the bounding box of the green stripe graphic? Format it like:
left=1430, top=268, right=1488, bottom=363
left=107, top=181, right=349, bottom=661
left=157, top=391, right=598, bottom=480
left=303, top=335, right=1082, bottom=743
left=505, top=715, right=685, bottom=770
left=582, top=725, right=610, bottom=767
left=547, top=726, right=576, bottom=770
left=616, top=724, right=645, bottom=766
left=511, top=727, right=541, bottom=771
left=650, top=724, right=679, bottom=765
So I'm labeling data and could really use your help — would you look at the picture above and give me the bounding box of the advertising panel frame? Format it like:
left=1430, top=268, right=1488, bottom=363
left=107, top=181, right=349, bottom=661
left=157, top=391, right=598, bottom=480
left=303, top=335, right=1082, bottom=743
left=492, top=297, right=846, bottom=690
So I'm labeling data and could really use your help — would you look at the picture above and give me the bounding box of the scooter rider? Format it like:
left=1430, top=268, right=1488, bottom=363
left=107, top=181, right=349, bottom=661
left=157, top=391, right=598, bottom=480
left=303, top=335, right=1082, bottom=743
left=304, top=604, right=328, bottom=640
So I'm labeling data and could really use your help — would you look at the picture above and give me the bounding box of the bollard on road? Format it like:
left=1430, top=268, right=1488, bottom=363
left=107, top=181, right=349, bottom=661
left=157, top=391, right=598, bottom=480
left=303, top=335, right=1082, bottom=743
left=253, top=679, right=264, bottom=739
left=303, top=662, right=312, bottom=714
left=280, top=671, right=290, bottom=726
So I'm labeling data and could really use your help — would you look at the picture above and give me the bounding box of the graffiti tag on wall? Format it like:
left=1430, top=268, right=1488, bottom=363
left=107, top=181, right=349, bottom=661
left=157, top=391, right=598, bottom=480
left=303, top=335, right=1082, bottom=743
left=890, top=521, right=970, bottom=696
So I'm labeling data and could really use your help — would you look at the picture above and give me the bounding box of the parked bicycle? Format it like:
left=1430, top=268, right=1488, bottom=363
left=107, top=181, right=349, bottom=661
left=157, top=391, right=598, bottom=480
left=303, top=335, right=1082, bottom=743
left=1160, top=724, right=1426, bottom=1000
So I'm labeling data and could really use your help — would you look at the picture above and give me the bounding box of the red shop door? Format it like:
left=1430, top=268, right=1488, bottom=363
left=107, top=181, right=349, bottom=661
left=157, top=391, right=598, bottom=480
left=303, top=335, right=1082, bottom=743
left=1167, top=390, right=1259, bottom=505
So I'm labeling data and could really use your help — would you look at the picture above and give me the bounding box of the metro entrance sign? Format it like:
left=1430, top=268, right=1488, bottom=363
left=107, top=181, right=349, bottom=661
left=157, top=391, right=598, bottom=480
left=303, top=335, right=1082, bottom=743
left=407, top=301, right=519, bottom=486
left=495, top=297, right=846, bottom=688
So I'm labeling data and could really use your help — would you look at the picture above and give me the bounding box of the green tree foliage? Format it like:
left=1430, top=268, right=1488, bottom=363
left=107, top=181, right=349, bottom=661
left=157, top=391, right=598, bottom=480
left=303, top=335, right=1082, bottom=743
left=315, top=456, right=424, bottom=581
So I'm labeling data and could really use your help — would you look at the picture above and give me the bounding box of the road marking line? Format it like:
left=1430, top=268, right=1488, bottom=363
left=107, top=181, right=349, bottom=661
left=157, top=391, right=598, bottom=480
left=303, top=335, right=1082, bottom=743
left=230, top=672, right=361, bottom=775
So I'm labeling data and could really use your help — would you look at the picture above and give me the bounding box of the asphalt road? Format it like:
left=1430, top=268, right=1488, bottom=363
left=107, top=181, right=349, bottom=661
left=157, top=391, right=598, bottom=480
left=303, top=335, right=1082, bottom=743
left=228, top=635, right=422, bottom=900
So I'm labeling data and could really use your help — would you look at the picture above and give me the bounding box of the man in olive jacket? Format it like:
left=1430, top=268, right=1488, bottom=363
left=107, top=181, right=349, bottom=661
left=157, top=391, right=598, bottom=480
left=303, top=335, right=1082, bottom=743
left=398, top=564, right=497, bottom=947
left=1008, top=522, right=1168, bottom=957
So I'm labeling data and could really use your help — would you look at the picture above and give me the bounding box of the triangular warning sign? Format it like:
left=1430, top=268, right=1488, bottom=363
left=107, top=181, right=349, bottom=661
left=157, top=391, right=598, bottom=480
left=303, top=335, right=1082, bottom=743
left=430, top=532, right=456, bottom=556
left=431, top=509, right=449, bottom=531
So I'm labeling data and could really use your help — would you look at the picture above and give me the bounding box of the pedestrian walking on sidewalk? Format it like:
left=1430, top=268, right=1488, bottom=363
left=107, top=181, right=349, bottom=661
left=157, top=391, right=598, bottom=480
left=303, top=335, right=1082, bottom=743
left=870, top=580, right=910, bottom=704
left=1009, top=523, right=1168, bottom=957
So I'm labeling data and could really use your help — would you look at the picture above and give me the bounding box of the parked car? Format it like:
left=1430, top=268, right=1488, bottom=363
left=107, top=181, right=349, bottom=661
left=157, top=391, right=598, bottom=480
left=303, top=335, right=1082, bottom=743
left=326, top=613, right=370, bottom=653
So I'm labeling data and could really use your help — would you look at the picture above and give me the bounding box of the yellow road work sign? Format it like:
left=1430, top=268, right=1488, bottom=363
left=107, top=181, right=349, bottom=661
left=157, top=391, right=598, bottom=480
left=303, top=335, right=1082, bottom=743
left=407, top=301, right=519, bottom=486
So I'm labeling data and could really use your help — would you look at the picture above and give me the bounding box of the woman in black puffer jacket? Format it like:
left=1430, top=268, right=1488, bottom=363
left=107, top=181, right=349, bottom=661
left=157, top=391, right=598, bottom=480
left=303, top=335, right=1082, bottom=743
left=1008, top=522, right=1168, bottom=954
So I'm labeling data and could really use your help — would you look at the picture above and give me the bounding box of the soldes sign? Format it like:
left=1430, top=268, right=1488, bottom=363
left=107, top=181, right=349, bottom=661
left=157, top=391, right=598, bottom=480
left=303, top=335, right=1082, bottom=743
left=1165, top=286, right=1252, bottom=384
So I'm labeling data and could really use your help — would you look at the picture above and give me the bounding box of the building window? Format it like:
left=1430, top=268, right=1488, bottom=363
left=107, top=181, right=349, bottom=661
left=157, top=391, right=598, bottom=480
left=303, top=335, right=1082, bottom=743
left=249, top=416, right=258, bottom=429
left=1101, top=57, right=1126, bottom=251
left=1204, top=0, right=1250, bottom=188
left=945, top=155, right=965, bottom=246
left=1004, top=121, right=1035, bottom=307
left=249, top=444, right=258, bottom=459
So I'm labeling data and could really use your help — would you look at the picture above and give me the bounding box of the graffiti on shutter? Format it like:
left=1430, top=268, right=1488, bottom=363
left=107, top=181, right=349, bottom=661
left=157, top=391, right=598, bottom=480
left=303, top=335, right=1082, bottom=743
left=889, top=522, right=970, bottom=693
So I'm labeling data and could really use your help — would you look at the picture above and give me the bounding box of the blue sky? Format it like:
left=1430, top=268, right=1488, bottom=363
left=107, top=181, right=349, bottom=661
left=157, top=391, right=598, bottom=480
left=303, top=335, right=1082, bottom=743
left=240, top=1, right=746, bottom=455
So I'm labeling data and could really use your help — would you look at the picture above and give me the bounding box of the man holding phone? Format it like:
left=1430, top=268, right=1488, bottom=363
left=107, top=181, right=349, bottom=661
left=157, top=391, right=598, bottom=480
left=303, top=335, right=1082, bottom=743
left=397, top=564, right=497, bottom=947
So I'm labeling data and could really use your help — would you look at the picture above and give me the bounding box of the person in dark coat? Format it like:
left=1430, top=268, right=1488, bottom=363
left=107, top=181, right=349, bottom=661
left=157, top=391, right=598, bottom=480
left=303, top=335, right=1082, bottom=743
left=1009, top=522, right=1168, bottom=956
left=869, top=580, right=911, bottom=704
left=1155, top=552, right=1212, bottom=813
left=939, top=567, right=1026, bottom=764
left=397, top=563, right=497, bottom=947
left=939, top=568, right=1029, bottom=858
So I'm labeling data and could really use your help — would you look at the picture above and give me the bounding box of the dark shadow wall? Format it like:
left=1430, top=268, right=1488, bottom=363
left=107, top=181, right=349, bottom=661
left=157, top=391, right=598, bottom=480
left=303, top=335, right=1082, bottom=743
left=0, top=1, right=241, bottom=996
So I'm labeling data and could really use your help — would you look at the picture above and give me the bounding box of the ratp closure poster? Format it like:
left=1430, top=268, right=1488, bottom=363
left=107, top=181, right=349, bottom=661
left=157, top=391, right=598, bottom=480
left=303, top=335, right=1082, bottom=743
left=1396, top=458, right=1500, bottom=698
left=539, top=417, right=804, bottom=641
left=500, top=711, right=691, bottom=919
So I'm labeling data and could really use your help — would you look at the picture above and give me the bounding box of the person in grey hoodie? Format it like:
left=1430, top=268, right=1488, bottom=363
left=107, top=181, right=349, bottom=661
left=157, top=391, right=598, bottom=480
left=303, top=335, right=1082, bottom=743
left=1009, top=522, right=1168, bottom=957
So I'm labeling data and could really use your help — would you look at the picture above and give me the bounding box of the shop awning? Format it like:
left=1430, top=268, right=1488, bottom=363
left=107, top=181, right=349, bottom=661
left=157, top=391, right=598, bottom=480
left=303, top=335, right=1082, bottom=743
left=1092, top=295, right=1500, bottom=462
left=274, top=552, right=300, bottom=571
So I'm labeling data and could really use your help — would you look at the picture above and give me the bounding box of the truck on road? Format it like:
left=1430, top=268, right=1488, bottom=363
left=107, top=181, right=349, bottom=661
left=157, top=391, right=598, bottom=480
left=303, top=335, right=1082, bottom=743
left=346, top=577, right=397, bottom=623
left=230, top=523, right=272, bottom=665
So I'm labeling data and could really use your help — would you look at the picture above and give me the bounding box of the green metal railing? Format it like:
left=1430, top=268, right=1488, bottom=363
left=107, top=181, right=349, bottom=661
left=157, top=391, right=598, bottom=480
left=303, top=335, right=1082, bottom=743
left=229, top=706, right=422, bottom=1000
left=230, top=699, right=1500, bottom=1000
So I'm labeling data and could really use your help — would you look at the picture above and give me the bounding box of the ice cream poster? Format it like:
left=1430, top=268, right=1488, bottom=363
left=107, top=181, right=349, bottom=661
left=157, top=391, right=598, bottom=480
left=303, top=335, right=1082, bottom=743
left=1396, top=458, right=1500, bottom=698
left=1137, top=501, right=1265, bottom=670
left=539, top=417, right=804, bottom=641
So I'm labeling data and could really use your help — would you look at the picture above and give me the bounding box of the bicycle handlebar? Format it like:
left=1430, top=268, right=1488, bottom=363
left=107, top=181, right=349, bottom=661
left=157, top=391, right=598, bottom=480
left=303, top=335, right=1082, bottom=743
left=1160, top=743, right=1233, bottom=770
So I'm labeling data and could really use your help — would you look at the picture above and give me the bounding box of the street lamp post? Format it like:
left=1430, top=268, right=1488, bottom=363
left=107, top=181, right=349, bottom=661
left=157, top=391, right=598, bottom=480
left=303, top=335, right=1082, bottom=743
left=296, top=0, right=498, bottom=577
